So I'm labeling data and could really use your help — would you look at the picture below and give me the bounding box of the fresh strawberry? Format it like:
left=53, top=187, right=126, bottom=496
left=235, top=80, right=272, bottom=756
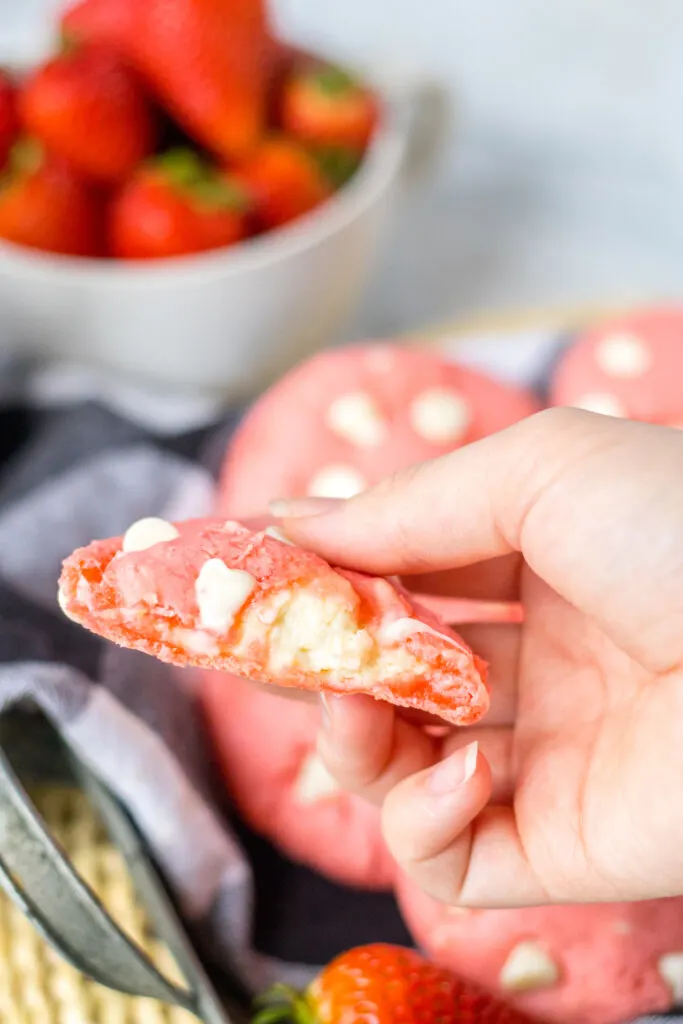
left=266, top=41, right=314, bottom=119
left=281, top=62, right=379, bottom=150
left=255, top=944, right=535, bottom=1024
left=0, top=141, right=102, bottom=256
left=60, top=0, right=134, bottom=52
left=109, top=148, right=250, bottom=259
left=0, top=71, right=18, bottom=169
left=129, top=0, right=273, bottom=161
left=235, top=137, right=330, bottom=230
left=20, top=44, right=156, bottom=185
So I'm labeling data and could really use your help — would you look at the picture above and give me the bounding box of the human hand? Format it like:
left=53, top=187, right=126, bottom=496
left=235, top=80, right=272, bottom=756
left=271, top=408, right=683, bottom=908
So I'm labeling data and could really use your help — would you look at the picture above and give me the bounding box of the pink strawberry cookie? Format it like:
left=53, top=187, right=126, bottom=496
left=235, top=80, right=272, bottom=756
left=58, top=516, right=489, bottom=726
left=218, top=343, right=541, bottom=516
left=199, top=671, right=395, bottom=888
left=550, top=307, right=683, bottom=426
left=397, top=871, right=683, bottom=1024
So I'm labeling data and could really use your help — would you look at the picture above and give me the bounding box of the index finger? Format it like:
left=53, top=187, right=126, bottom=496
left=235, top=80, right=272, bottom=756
left=274, top=410, right=683, bottom=673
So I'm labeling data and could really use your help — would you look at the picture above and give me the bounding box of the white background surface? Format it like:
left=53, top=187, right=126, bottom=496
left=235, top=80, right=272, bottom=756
left=2, top=0, right=683, bottom=338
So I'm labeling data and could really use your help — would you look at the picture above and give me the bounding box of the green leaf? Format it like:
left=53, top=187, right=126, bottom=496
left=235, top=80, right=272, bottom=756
left=310, top=64, right=357, bottom=96
left=191, top=177, right=250, bottom=213
left=297, top=995, right=319, bottom=1024
left=251, top=984, right=319, bottom=1024
left=9, top=138, right=44, bottom=178
left=253, top=1006, right=293, bottom=1024
left=58, top=29, right=82, bottom=56
left=155, top=149, right=250, bottom=212
left=314, top=145, right=362, bottom=188
left=253, top=984, right=299, bottom=1008
left=157, top=148, right=206, bottom=188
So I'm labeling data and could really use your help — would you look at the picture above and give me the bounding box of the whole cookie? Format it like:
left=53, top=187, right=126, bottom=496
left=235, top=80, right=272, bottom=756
left=550, top=307, right=683, bottom=425
left=199, top=672, right=395, bottom=889
left=219, top=343, right=541, bottom=515
left=397, top=871, right=683, bottom=1024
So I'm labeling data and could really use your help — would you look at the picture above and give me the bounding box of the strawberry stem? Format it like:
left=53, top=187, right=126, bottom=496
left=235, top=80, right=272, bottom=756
left=156, top=148, right=250, bottom=212
left=58, top=29, right=82, bottom=56
left=314, top=145, right=362, bottom=187
left=192, top=176, right=249, bottom=212
left=156, top=148, right=206, bottom=188
left=9, top=138, right=44, bottom=177
left=253, top=984, right=318, bottom=1024
left=310, top=65, right=357, bottom=96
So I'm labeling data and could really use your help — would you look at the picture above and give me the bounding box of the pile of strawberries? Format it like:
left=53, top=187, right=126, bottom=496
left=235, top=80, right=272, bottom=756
left=0, top=0, right=378, bottom=260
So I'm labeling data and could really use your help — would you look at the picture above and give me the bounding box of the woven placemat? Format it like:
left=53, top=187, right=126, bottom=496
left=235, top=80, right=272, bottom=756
left=0, top=784, right=196, bottom=1024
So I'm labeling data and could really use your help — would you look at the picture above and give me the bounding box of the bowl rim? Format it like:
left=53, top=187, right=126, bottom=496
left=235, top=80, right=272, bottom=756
left=0, top=92, right=409, bottom=286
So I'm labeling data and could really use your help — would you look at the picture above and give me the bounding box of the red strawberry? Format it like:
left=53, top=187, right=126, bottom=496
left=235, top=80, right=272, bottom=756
left=60, top=0, right=134, bottom=52
left=0, top=141, right=102, bottom=257
left=281, top=63, right=379, bottom=150
left=109, top=148, right=250, bottom=260
left=129, top=0, right=273, bottom=161
left=266, top=41, right=314, bottom=117
left=0, top=71, right=18, bottom=169
left=20, top=44, right=156, bottom=185
left=235, top=137, right=330, bottom=230
left=255, top=944, right=535, bottom=1024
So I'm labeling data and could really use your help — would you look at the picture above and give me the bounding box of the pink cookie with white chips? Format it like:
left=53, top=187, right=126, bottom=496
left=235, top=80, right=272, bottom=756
left=397, top=872, right=683, bottom=1024
left=550, top=307, right=683, bottom=427
left=219, top=343, right=541, bottom=516
left=58, top=517, right=488, bottom=726
left=199, top=672, right=395, bottom=889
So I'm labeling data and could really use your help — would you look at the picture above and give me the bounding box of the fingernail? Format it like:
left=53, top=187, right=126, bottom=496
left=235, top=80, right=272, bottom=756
left=426, top=742, right=478, bottom=796
left=269, top=497, right=345, bottom=519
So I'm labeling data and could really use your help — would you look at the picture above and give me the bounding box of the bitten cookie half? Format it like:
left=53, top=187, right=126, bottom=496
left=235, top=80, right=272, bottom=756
left=59, top=516, right=489, bottom=726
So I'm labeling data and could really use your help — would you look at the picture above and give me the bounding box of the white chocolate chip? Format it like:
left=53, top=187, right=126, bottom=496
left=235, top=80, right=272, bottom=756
left=595, top=332, right=652, bottom=378
left=573, top=392, right=627, bottom=417
left=172, top=627, right=219, bottom=658
left=307, top=464, right=367, bottom=499
left=195, top=559, right=256, bottom=634
left=293, top=753, right=341, bottom=804
left=326, top=391, right=388, bottom=449
left=499, top=942, right=560, bottom=992
left=658, top=952, right=683, bottom=1005
left=122, top=517, right=180, bottom=553
left=264, top=526, right=294, bottom=545
left=410, top=388, right=472, bottom=444
left=378, top=616, right=457, bottom=647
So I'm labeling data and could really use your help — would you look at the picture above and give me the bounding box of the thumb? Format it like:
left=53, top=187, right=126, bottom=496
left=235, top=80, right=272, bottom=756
left=379, top=743, right=548, bottom=907
left=273, top=408, right=683, bottom=672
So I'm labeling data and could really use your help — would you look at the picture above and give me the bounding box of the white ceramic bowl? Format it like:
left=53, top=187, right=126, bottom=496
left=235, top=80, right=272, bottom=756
left=0, top=77, right=447, bottom=397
